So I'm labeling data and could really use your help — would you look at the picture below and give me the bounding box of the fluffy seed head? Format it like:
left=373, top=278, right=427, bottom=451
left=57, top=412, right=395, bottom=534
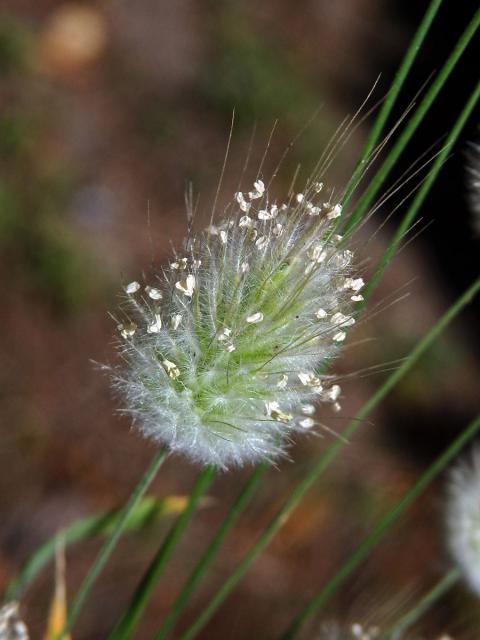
left=467, top=141, right=480, bottom=234
left=314, top=622, right=447, bottom=640
left=0, top=602, right=29, bottom=640
left=446, top=446, right=480, bottom=594
left=314, top=623, right=380, bottom=640
left=112, top=180, right=365, bottom=469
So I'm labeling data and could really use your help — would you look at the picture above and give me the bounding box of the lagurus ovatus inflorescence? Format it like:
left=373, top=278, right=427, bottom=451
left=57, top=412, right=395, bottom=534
left=112, top=179, right=365, bottom=469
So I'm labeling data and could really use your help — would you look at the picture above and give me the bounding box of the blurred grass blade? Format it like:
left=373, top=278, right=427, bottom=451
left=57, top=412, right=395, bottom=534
left=363, top=79, right=480, bottom=301
left=108, top=465, right=216, bottom=640
left=343, top=6, right=480, bottom=234
left=388, top=567, right=461, bottom=640
left=341, top=0, right=444, bottom=208
left=59, top=447, right=169, bottom=638
left=45, top=537, right=71, bottom=640
left=280, top=424, right=479, bottom=640
left=6, top=492, right=194, bottom=603
left=177, top=278, right=480, bottom=640
left=154, top=464, right=267, bottom=640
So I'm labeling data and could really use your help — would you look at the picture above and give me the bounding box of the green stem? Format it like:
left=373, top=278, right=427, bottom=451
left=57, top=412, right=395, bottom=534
left=281, top=443, right=477, bottom=639
left=387, top=567, right=461, bottom=640
left=341, top=0, right=444, bottom=209
left=343, top=6, right=480, bottom=234
left=60, top=447, right=168, bottom=638
left=363, top=79, right=480, bottom=302
left=178, top=279, right=480, bottom=640
left=153, top=464, right=267, bottom=640
left=108, top=465, right=217, bottom=640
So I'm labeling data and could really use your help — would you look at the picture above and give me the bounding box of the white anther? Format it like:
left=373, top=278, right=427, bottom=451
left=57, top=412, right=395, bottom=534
left=298, top=372, right=322, bottom=389
left=147, top=313, right=162, bottom=334
left=125, top=281, right=140, bottom=294
left=235, top=192, right=251, bottom=212
left=326, top=203, right=342, bottom=219
left=246, top=312, right=264, bottom=324
left=175, top=274, right=195, bottom=297
left=218, top=327, right=232, bottom=341
left=258, top=209, right=272, bottom=220
left=258, top=204, right=278, bottom=220
left=118, top=322, right=136, bottom=338
left=253, top=179, right=265, bottom=195
left=265, top=401, right=292, bottom=423
left=344, top=277, right=365, bottom=291
left=299, top=418, right=315, bottom=429
left=162, top=359, right=180, bottom=379
left=323, top=384, right=341, bottom=402
left=239, top=215, right=254, bottom=228
left=145, top=286, right=162, bottom=300
left=249, top=179, right=265, bottom=200
left=255, top=236, right=268, bottom=250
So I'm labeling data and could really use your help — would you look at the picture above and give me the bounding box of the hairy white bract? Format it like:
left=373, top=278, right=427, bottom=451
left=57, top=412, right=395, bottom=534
left=446, top=446, right=480, bottom=594
left=112, top=180, right=365, bottom=469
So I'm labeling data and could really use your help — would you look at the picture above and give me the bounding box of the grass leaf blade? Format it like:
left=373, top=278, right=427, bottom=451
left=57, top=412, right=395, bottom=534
left=108, top=465, right=216, bottom=640
left=281, top=426, right=478, bottom=639
left=342, top=0, right=444, bottom=208
left=344, top=7, right=480, bottom=234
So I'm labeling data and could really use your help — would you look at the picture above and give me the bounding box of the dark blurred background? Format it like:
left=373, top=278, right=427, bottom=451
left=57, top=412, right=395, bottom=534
left=1, top=1, right=479, bottom=638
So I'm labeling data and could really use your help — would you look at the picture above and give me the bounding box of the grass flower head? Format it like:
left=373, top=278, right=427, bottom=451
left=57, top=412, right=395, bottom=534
left=446, top=446, right=480, bottom=594
left=316, top=622, right=380, bottom=640
left=112, top=179, right=364, bottom=469
left=0, top=602, right=29, bottom=640
left=467, top=140, right=480, bottom=234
